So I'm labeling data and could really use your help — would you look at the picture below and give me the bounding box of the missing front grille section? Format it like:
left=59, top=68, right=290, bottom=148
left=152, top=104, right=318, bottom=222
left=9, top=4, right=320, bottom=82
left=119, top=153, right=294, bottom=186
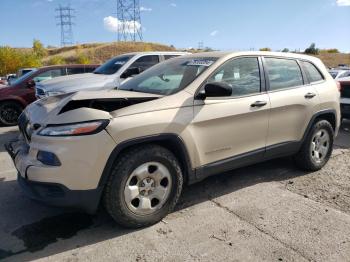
left=59, top=97, right=159, bottom=114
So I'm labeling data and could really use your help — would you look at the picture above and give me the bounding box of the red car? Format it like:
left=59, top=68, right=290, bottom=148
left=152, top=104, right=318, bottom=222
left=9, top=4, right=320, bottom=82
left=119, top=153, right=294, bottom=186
left=0, top=64, right=99, bottom=126
left=338, top=78, right=350, bottom=120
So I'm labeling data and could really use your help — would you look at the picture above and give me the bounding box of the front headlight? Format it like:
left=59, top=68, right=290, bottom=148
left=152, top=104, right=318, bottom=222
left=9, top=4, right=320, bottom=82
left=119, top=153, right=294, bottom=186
left=38, top=120, right=109, bottom=136
left=46, top=91, right=66, bottom=97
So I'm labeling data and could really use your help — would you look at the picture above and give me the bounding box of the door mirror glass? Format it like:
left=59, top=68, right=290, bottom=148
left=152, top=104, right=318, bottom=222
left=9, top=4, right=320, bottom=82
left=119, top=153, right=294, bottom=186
left=120, top=67, right=141, bottom=79
left=202, top=82, right=232, bottom=98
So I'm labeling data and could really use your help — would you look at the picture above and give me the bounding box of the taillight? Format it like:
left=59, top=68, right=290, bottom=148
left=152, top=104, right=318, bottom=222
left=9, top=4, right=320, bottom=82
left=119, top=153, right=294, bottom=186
left=336, top=81, right=342, bottom=92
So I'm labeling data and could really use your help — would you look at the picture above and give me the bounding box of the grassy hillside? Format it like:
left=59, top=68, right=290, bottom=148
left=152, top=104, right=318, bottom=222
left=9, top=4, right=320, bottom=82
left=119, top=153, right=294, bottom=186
left=44, top=42, right=349, bottom=68
left=43, top=42, right=176, bottom=65
left=315, top=53, right=350, bottom=68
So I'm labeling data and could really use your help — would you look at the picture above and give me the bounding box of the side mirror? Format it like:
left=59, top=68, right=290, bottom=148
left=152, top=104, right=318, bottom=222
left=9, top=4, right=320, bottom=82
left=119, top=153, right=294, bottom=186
left=197, top=82, right=232, bottom=99
left=120, top=67, right=141, bottom=79
left=26, top=79, right=36, bottom=88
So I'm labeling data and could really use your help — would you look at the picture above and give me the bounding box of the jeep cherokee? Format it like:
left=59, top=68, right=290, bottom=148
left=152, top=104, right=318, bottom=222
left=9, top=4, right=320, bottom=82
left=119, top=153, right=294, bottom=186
left=6, top=51, right=340, bottom=228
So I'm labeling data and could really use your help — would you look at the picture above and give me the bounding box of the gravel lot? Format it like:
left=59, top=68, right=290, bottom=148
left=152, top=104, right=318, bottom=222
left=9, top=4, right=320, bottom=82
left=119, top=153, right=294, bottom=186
left=0, top=120, right=349, bottom=261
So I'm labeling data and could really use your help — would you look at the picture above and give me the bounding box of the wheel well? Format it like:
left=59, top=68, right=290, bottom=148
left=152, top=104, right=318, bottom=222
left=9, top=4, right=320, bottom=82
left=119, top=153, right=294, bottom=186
left=99, top=135, right=193, bottom=187
left=0, top=99, right=25, bottom=109
left=315, top=112, right=336, bottom=131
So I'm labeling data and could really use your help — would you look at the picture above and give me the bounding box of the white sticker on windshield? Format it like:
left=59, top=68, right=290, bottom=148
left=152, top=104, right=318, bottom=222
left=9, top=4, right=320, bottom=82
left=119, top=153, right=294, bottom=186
left=114, top=61, right=126, bottom=65
left=186, top=59, right=214, bottom=67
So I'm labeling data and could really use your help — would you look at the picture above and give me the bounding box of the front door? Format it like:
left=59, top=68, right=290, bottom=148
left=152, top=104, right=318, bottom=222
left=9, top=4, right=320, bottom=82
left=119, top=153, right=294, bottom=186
left=191, top=57, right=270, bottom=173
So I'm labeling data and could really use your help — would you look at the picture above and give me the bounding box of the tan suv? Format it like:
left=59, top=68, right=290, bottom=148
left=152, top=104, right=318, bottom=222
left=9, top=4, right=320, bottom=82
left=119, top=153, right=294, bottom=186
left=6, top=51, right=340, bottom=228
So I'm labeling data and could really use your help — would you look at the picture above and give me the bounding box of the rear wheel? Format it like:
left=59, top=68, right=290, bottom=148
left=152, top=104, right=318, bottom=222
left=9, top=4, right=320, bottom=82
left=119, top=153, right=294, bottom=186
left=103, top=145, right=183, bottom=228
left=294, top=120, right=334, bottom=171
left=0, top=101, right=23, bottom=126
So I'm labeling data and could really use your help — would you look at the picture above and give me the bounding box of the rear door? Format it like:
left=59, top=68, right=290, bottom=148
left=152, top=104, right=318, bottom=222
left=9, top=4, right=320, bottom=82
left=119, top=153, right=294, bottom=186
left=191, top=56, right=270, bottom=170
left=263, top=57, right=320, bottom=155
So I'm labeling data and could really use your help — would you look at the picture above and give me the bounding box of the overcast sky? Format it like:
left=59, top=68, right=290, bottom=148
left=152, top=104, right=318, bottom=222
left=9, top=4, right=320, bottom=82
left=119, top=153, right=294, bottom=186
left=1, top=0, right=350, bottom=52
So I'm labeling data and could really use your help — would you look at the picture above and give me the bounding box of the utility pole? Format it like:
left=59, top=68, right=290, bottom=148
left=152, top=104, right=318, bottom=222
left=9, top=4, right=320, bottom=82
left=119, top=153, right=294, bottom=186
left=56, top=5, right=75, bottom=47
left=116, top=0, right=142, bottom=42
left=198, top=41, right=204, bottom=50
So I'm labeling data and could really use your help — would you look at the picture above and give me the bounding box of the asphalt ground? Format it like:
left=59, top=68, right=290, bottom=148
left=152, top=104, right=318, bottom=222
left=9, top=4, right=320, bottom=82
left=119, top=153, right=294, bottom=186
left=0, top=120, right=349, bottom=261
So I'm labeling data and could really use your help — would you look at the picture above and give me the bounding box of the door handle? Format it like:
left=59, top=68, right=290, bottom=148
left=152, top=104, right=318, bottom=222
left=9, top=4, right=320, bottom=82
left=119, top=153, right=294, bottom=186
left=250, top=101, right=267, bottom=107
left=304, top=92, right=316, bottom=99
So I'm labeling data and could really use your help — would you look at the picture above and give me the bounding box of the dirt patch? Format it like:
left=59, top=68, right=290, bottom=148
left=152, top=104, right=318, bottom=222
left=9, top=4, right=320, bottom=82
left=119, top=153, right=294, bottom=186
left=284, top=152, right=350, bottom=214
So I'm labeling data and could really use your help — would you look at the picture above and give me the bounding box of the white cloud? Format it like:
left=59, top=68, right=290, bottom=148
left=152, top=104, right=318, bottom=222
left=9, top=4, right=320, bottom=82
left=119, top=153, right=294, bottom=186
left=170, top=3, right=177, bottom=7
left=140, top=6, right=152, bottom=11
left=336, top=0, right=350, bottom=6
left=103, top=16, right=141, bottom=34
left=210, top=30, right=219, bottom=36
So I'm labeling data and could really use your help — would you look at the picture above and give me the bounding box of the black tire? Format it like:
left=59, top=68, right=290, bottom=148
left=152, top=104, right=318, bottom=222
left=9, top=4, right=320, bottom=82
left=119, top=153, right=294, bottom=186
left=294, top=120, right=334, bottom=171
left=103, top=144, right=183, bottom=228
left=0, top=101, right=23, bottom=126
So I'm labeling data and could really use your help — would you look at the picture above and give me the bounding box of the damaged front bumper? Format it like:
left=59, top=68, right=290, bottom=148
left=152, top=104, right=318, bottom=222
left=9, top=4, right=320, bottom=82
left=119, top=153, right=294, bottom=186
left=5, top=129, right=116, bottom=213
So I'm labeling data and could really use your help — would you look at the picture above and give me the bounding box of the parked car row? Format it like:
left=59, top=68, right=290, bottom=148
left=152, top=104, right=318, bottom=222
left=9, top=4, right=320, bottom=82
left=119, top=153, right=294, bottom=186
left=338, top=77, right=350, bottom=120
left=329, top=66, right=350, bottom=80
left=5, top=51, right=341, bottom=228
left=35, top=51, right=188, bottom=98
left=0, top=51, right=188, bottom=126
left=0, top=64, right=99, bottom=126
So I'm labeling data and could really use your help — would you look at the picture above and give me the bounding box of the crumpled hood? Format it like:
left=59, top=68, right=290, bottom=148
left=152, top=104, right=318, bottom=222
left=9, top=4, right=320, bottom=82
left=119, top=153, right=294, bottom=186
left=37, top=73, right=116, bottom=92
left=24, top=90, right=161, bottom=126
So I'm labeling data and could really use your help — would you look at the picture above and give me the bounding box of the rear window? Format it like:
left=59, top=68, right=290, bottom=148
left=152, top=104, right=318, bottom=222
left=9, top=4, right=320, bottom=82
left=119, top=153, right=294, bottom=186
left=301, top=61, right=324, bottom=83
left=265, top=58, right=303, bottom=91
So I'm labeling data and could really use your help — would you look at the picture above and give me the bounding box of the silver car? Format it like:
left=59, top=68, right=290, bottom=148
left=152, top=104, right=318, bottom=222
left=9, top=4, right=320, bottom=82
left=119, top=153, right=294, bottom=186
left=36, top=51, right=189, bottom=98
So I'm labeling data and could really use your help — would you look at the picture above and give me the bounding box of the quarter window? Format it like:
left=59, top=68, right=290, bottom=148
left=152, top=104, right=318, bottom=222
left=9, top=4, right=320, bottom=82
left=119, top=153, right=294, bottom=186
left=301, top=61, right=324, bottom=83
left=207, top=57, right=261, bottom=97
left=265, top=58, right=303, bottom=90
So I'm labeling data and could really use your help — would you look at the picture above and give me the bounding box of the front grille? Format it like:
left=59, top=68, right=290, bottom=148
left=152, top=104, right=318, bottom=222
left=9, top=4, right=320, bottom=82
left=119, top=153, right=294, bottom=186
left=36, top=87, right=45, bottom=97
left=341, top=83, right=350, bottom=98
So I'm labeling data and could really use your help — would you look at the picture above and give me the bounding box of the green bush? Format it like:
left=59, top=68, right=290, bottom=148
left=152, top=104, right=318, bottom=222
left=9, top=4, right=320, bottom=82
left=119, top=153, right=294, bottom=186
left=0, top=46, right=42, bottom=75
left=304, top=43, right=319, bottom=55
left=259, top=47, right=271, bottom=51
left=48, top=56, right=65, bottom=65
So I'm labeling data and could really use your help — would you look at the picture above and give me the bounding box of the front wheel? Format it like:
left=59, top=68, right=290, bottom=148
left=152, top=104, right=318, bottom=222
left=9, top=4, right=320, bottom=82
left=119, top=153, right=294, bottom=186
left=294, top=120, right=334, bottom=171
left=0, top=101, right=23, bottom=126
left=103, top=145, right=183, bottom=228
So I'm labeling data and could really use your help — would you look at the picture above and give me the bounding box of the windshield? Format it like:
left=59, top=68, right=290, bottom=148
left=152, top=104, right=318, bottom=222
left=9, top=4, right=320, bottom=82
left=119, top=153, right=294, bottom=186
left=10, top=69, right=38, bottom=86
left=119, top=57, right=218, bottom=95
left=94, top=55, right=134, bottom=75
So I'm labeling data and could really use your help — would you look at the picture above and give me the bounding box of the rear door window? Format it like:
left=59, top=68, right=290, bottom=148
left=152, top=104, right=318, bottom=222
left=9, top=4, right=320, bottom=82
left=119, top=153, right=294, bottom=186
left=130, top=55, right=160, bottom=72
left=265, top=58, right=303, bottom=91
left=33, top=69, right=65, bottom=82
left=84, top=67, right=96, bottom=73
left=66, top=67, right=85, bottom=75
left=301, top=61, right=324, bottom=83
left=164, top=55, right=180, bottom=60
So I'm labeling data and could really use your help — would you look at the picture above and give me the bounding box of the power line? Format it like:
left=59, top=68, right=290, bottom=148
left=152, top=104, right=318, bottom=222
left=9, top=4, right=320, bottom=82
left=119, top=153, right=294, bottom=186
left=116, top=0, right=143, bottom=42
left=55, top=5, right=75, bottom=47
